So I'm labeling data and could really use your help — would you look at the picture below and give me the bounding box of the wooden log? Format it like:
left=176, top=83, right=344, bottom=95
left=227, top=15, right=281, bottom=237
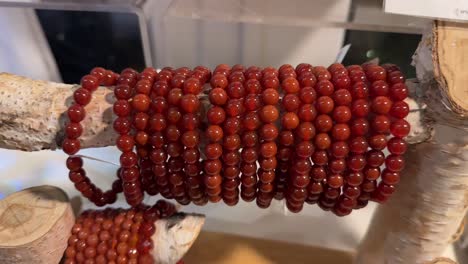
left=0, top=185, right=204, bottom=264
left=356, top=21, right=468, bottom=264
left=0, top=185, right=74, bottom=263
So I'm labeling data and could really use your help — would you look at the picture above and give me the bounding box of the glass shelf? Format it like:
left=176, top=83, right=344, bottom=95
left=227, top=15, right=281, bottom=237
left=165, top=0, right=430, bottom=34
left=0, top=0, right=429, bottom=34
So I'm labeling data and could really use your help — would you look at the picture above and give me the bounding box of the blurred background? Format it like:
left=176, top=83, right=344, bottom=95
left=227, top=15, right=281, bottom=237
left=0, top=0, right=426, bottom=83
left=0, top=0, right=450, bottom=263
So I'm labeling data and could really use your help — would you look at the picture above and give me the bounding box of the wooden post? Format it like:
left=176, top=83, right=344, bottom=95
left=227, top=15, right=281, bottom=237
left=356, top=21, right=468, bottom=264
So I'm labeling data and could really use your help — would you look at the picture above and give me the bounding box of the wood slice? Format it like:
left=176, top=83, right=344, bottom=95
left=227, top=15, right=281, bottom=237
left=0, top=185, right=74, bottom=263
left=433, top=21, right=468, bottom=115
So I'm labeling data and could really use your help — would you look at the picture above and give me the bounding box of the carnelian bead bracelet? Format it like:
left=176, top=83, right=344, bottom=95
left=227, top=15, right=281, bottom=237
left=65, top=63, right=410, bottom=217
left=65, top=67, right=121, bottom=207
left=63, top=201, right=177, bottom=264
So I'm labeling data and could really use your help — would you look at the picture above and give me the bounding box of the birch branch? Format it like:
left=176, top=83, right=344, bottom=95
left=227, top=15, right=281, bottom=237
left=0, top=72, right=428, bottom=152
left=356, top=21, right=468, bottom=264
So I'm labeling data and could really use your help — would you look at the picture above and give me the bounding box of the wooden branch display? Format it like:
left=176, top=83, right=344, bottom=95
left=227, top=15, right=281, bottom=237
left=0, top=63, right=423, bottom=262
left=0, top=185, right=204, bottom=264
left=0, top=73, right=116, bottom=151
left=0, top=72, right=424, bottom=151
left=355, top=22, right=468, bottom=264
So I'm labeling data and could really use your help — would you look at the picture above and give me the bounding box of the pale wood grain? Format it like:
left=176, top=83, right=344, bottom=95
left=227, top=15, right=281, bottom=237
left=0, top=185, right=74, bottom=263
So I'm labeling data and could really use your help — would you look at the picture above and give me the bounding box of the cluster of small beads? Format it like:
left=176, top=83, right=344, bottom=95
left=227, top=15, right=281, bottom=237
left=240, top=67, right=263, bottom=202
left=255, top=67, right=281, bottom=208
left=115, top=68, right=145, bottom=207
left=180, top=66, right=209, bottom=205
left=222, top=64, right=244, bottom=205
left=369, top=64, right=409, bottom=204
left=282, top=64, right=316, bottom=213
left=64, top=200, right=177, bottom=264
left=167, top=67, right=189, bottom=204
left=206, top=67, right=228, bottom=203
left=134, top=68, right=159, bottom=197
left=65, top=63, right=409, bottom=217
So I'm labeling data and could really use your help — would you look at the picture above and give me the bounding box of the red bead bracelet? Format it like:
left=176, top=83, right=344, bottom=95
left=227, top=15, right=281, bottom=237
left=64, top=67, right=120, bottom=207
left=66, top=63, right=410, bottom=216
left=63, top=200, right=177, bottom=264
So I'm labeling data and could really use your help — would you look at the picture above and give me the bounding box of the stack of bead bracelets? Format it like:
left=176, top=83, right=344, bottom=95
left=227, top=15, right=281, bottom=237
left=63, top=200, right=177, bottom=264
left=64, top=63, right=410, bottom=216
left=223, top=65, right=244, bottom=206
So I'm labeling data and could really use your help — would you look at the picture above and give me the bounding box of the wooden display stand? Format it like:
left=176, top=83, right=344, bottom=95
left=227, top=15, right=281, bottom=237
left=0, top=21, right=466, bottom=264
left=0, top=186, right=204, bottom=264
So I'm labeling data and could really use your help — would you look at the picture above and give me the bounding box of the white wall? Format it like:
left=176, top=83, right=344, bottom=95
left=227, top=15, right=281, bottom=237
left=0, top=7, right=61, bottom=81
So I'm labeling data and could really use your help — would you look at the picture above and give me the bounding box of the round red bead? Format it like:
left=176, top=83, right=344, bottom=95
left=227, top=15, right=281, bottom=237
left=63, top=138, right=80, bottom=155
left=387, top=137, right=407, bottom=155
left=385, top=154, right=405, bottom=172
left=390, top=119, right=410, bottom=138
left=81, top=75, right=99, bottom=91
left=389, top=83, right=408, bottom=101
left=113, top=100, right=131, bottom=117
left=68, top=104, right=86, bottom=122
left=65, top=122, right=83, bottom=139
left=74, top=88, right=92, bottom=106
left=390, top=101, right=410, bottom=119
left=371, top=96, right=392, bottom=114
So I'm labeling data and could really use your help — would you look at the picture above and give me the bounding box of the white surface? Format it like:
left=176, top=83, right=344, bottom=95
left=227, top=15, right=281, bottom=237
left=385, top=0, right=468, bottom=21
left=0, top=7, right=61, bottom=82
left=0, top=147, right=458, bottom=260
left=0, top=147, right=375, bottom=253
